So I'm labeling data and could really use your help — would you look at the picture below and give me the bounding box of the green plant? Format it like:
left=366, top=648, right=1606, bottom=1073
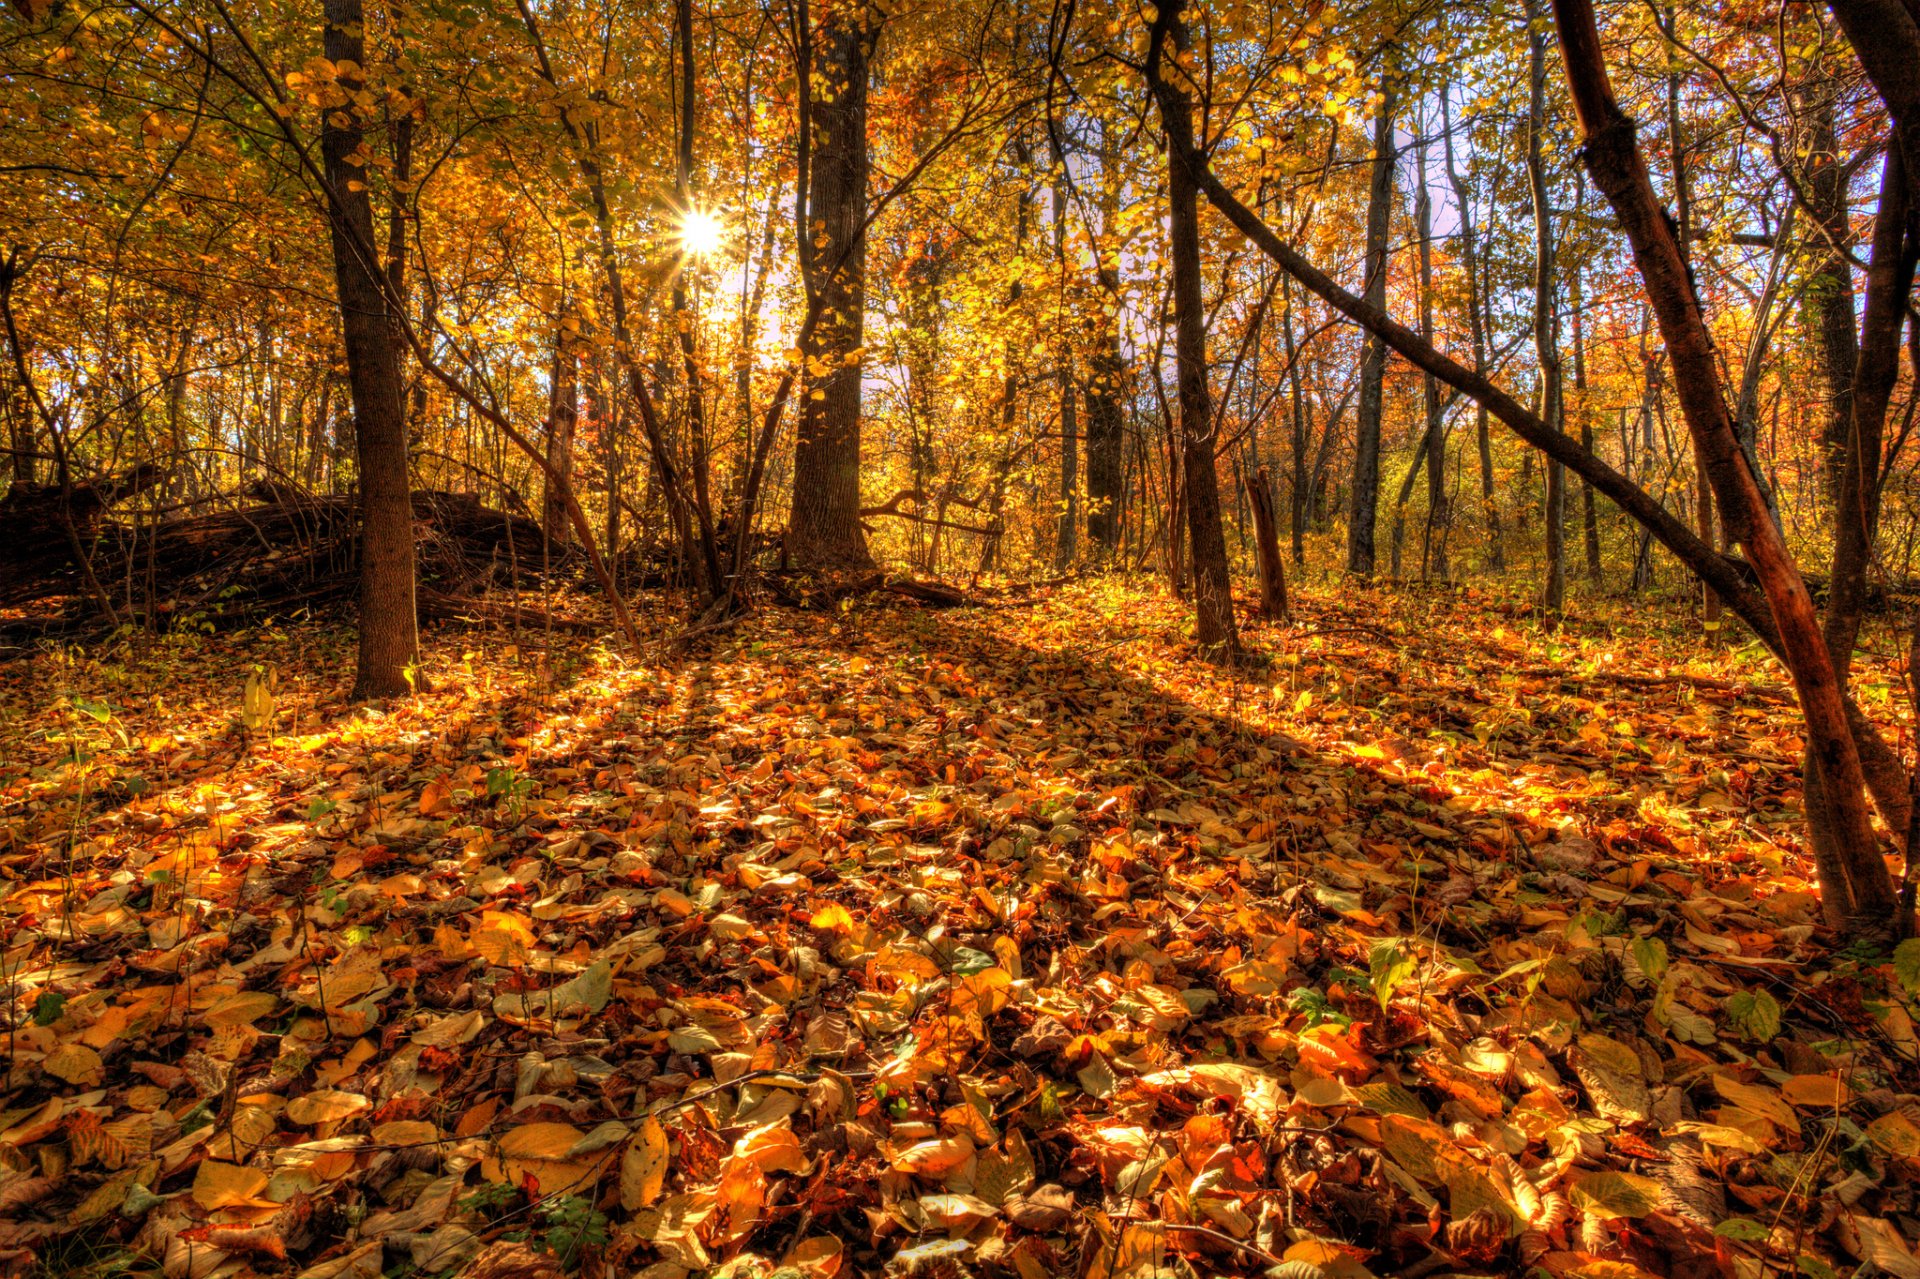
left=508, top=1194, right=609, bottom=1270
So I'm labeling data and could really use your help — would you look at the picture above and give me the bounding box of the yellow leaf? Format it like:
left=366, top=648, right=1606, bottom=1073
left=193, top=1160, right=272, bottom=1210
left=44, top=1042, right=104, bottom=1086
left=620, top=1117, right=669, bottom=1209
left=810, top=904, right=856, bottom=933
left=1570, top=1170, right=1664, bottom=1219
left=1781, top=1074, right=1852, bottom=1109
left=286, top=1089, right=370, bottom=1127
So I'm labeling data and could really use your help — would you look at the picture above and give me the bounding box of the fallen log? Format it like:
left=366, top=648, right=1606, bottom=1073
left=0, top=482, right=584, bottom=635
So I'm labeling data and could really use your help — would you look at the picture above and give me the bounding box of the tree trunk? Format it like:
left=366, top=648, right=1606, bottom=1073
left=543, top=332, right=578, bottom=547
left=1247, top=465, right=1289, bottom=620
left=1053, top=146, right=1079, bottom=569
left=1414, top=121, right=1448, bottom=581
left=1527, top=0, right=1566, bottom=619
left=1553, top=0, right=1897, bottom=934
left=1282, top=276, right=1309, bottom=564
left=1346, top=84, right=1396, bottom=578
left=1439, top=85, right=1499, bottom=572
left=1570, top=229, right=1601, bottom=582
left=1153, top=0, right=1237, bottom=654
left=321, top=0, right=422, bottom=700
left=1825, top=145, right=1917, bottom=674
left=1084, top=121, right=1126, bottom=559
left=788, top=0, right=875, bottom=570
left=1805, top=71, right=1860, bottom=514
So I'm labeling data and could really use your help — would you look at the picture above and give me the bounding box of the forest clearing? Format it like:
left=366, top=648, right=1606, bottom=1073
left=8, top=0, right=1920, bottom=1271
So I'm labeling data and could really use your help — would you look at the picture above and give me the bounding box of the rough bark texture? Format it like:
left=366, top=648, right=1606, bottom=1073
left=1527, top=0, right=1566, bottom=618
left=1440, top=86, right=1500, bottom=571
left=1053, top=159, right=1079, bottom=569
left=1248, top=466, right=1289, bottom=620
left=1084, top=125, right=1127, bottom=559
left=321, top=0, right=422, bottom=700
left=1346, top=86, right=1396, bottom=578
left=543, top=337, right=577, bottom=547
left=1825, top=146, right=1917, bottom=673
left=1805, top=74, right=1860, bottom=514
left=1414, top=127, right=1448, bottom=581
left=788, top=0, right=876, bottom=570
left=1151, top=0, right=1237, bottom=653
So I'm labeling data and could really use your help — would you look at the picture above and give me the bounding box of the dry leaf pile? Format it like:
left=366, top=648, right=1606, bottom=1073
left=3, top=581, right=1919, bottom=1279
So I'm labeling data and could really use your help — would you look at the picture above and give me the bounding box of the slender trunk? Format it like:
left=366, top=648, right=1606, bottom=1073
left=1053, top=140, right=1079, bottom=569
left=1347, top=85, right=1396, bottom=577
left=1153, top=1, right=1237, bottom=652
left=674, top=0, right=717, bottom=582
left=1663, top=42, right=1720, bottom=629
left=1440, top=85, right=1499, bottom=572
left=1528, top=0, right=1566, bottom=618
left=1415, top=122, right=1447, bottom=581
left=1570, top=229, right=1601, bottom=582
left=1283, top=276, right=1308, bottom=563
left=1084, top=121, right=1126, bottom=558
left=321, top=0, right=422, bottom=699
left=543, top=331, right=578, bottom=546
left=1825, top=146, right=1919, bottom=672
left=1806, top=72, right=1860, bottom=514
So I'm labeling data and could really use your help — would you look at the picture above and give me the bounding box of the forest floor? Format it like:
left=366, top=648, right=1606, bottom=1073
left=3, top=579, right=1920, bottom=1279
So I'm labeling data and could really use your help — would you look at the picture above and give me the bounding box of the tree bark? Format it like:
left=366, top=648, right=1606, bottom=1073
left=1053, top=141, right=1079, bottom=569
left=788, top=0, right=876, bottom=570
left=1805, top=73, right=1861, bottom=515
left=1528, top=0, right=1566, bottom=618
left=1825, top=145, right=1918, bottom=673
left=543, top=331, right=578, bottom=547
left=1248, top=465, right=1289, bottom=620
left=1150, top=0, right=1237, bottom=653
left=1346, top=84, right=1396, bottom=578
left=321, top=0, right=422, bottom=699
left=1440, top=85, right=1500, bottom=572
left=1414, top=121, right=1448, bottom=581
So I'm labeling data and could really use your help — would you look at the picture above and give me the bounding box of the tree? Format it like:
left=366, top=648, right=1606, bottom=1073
left=1345, top=82, right=1396, bottom=578
left=319, top=0, right=423, bottom=699
left=1525, top=0, right=1566, bottom=619
left=1148, top=0, right=1237, bottom=653
left=788, top=0, right=878, bottom=571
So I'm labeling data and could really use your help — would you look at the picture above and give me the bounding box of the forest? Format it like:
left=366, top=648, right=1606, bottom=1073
left=6, top=0, right=1920, bottom=1273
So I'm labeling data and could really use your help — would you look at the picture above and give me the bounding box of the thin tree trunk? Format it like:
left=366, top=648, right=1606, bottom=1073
left=1440, top=85, right=1499, bottom=572
left=1528, top=0, right=1566, bottom=619
left=543, top=329, right=578, bottom=546
left=1414, top=120, right=1447, bottom=581
left=1152, top=0, right=1237, bottom=653
left=1346, top=84, right=1396, bottom=578
left=321, top=0, right=422, bottom=699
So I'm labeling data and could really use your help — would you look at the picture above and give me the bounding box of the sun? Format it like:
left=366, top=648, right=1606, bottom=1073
left=679, top=208, right=726, bottom=258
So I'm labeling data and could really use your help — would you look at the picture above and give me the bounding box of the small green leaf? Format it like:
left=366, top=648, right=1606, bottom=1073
left=1892, top=938, right=1920, bottom=995
left=31, top=991, right=66, bottom=1026
left=1725, top=989, right=1781, bottom=1042
left=1631, top=935, right=1669, bottom=984
left=1715, top=1217, right=1769, bottom=1243
left=1369, top=937, right=1417, bottom=1011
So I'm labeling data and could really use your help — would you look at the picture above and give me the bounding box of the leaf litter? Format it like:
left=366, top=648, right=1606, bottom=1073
left=2, top=581, right=1920, bottom=1279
